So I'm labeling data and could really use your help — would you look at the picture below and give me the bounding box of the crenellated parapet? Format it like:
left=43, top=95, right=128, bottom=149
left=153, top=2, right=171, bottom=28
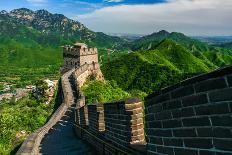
left=63, top=46, right=97, bottom=56
left=61, top=42, right=99, bottom=74
left=80, top=48, right=98, bottom=56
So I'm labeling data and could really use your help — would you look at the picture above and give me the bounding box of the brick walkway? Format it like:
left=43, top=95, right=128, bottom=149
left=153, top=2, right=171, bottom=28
left=39, top=74, right=92, bottom=155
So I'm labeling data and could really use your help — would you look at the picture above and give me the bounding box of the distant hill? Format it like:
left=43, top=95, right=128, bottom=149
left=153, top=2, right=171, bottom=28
left=102, top=39, right=232, bottom=93
left=193, top=36, right=232, bottom=45
left=130, top=30, right=207, bottom=51
left=219, top=42, right=232, bottom=49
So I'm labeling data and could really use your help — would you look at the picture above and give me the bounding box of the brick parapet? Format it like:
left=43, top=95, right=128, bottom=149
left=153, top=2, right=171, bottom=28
left=145, top=66, right=232, bottom=155
left=88, top=104, right=105, bottom=134
left=104, top=98, right=145, bottom=148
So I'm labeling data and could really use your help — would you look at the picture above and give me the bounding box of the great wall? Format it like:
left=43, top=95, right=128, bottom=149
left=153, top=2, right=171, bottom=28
left=16, top=43, right=232, bottom=155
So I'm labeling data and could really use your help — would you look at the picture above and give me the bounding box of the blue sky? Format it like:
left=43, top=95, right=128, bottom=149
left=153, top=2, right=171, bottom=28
left=0, top=0, right=166, bottom=15
left=0, top=0, right=232, bottom=36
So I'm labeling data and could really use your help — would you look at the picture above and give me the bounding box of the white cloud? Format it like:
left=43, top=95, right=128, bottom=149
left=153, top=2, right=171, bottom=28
left=77, top=0, right=232, bottom=36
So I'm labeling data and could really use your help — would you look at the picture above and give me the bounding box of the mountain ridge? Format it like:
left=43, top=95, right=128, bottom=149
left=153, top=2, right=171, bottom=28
left=0, top=8, right=127, bottom=48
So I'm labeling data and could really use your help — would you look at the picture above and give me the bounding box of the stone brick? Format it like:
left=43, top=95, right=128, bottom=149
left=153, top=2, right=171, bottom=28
left=152, top=129, right=172, bottom=137
left=213, top=127, right=232, bottom=138
left=125, top=101, right=142, bottom=110
left=172, top=107, right=195, bottom=118
left=156, top=146, right=174, bottom=155
left=163, top=138, right=183, bottom=147
left=131, top=123, right=144, bottom=130
left=130, top=118, right=143, bottom=125
left=147, top=143, right=157, bottom=152
left=182, top=94, right=208, bottom=107
left=149, top=137, right=163, bottom=145
left=197, top=127, right=213, bottom=137
left=131, top=134, right=145, bottom=142
left=214, top=139, right=232, bottom=151
left=182, top=117, right=211, bottom=127
left=173, top=128, right=197, bottom=137
left=199, top=150, right=216, bottom=155
left=184, top=138, right=213, bottom=149
left=215, top=152, right=232, bottom=155
left=209, top=88, right=232, bottom=102
left=182, top=107, right=195, bottom=116
left=211, top=115, right=232, bottom=127
left=147, top=121, right=162, bottom=128
left=195, top=103, right=230, bottom=115
left=162, top=100, right=182, bottom=110
left=171, top=85, right=194, bottom=99
left=174, top=148, right=198, bottom=155
left=227, top=75, right=232, bottom=87
left=125, top=98, right=142, bottom=104
left=162, top=119, right=182, bottom=128
left=155, top=111, right=172, bottom=120
left=195, top=77, right=227, bottom=93
left=148, top=104, right=163, bottom=113
left=145, top=114, right=155, bottom=121
left=153, top=93, right=170, bottom=104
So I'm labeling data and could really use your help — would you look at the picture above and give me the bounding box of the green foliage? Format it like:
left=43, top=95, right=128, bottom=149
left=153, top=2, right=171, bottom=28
left=0, top=36, right=62, bottom=87
left=0, top=83, right=4, bottom=91
left=130, top=30, right=207, bottom=51
left=0, top=10, right=128, bottom=87
left=218, top=42, right=232, bottom=49
left=81, top=80, right=130, bottom=104
left=0, top=95, right=58, bottom=154
left=102, top=39, right=218, bottom=93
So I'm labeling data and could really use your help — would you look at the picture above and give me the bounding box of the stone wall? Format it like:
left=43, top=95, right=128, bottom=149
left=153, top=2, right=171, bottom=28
left=88, top=104, right=105, bottom=134
left=145, top=66, right=232, bottom=155
left=75, top=98, right=146, bottom=155
left=104, top=98, right=145, bottom=148
left=72, top=64, right=147, bottom=154
left=16, top=69, right=75, bottom=155
left=73, top=63, right=104, bottom=88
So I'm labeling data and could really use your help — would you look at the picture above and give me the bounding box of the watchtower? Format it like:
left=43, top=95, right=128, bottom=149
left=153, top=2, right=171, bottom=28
left=61, top=42, right=99, bottom=73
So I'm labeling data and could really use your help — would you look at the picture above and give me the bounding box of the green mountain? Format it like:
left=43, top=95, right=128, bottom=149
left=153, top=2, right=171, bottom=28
left=0, top=8, right=126, bottom=48
left=102, top=39, right=232, bottom=93
left=130, top=30, right=207, bottom=51
left=0, top=8, right=127, bottom=86
left=1, top=8, right=232, bottom=90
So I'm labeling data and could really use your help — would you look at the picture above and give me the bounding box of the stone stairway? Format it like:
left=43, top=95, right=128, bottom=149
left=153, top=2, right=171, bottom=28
left=38, top=73, right=92, bottom=155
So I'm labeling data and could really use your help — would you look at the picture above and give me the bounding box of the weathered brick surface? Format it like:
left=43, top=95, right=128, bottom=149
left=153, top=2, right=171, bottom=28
left=104, top=98, right=145, bottom=148
left=227, top=75, right=232, bottom=87
left=209, top=88, right=232, bottom=102
left=88, top=104, right=105, bottom=134
left=79, top=105, right=88, bottom=127
left=145, top=66, right=232, bottom=154
left=195, top=77, right=227, bottom=93
left=171, top=85, right=194, bottom=99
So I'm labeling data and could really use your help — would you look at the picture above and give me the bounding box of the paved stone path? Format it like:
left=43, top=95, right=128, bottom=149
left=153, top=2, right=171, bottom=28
left=39, top=75, right=92, bottom=155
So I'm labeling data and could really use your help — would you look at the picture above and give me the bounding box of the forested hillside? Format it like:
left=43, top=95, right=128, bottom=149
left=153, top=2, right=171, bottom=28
left=0, top=8, right=128, bottom=87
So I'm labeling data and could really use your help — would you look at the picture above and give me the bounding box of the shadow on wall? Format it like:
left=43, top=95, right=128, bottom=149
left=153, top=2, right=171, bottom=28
left=145, top=66, right=232, bottom=154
